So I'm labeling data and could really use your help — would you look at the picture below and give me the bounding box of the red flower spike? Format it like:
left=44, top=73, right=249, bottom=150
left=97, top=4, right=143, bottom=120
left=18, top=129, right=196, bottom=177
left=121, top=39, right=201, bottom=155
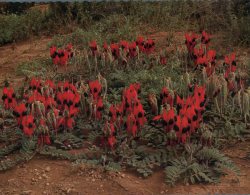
left=89, top=80, right=102, bottom=100
left=13, top=103, right=27, bottom=124
left=21, top=115, right=36, bottom=136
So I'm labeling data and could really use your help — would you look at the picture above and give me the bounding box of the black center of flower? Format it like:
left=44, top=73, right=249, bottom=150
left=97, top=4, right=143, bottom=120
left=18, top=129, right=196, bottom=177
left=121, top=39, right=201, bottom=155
left=22, top=111, right=27, bottom=116
left=28, top=123, right=33, bottom=128
left=138, top=112, right=143, bottom=118
left=169, top=119, right=174, bottom=125
left=97, top=106, right=104, bottom=111
left=94, top=88, right=97, bottom=93
left=2, top=94, right=7, bottom=100
left=182, top=126, right=190, bottom=133
left=173, top=125, right=179, bottom=132
left=8, top=98, right=12, bottom=103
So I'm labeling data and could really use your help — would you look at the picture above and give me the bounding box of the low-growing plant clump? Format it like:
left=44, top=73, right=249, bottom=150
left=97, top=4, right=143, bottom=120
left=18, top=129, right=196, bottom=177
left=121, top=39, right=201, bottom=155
left=0, top=30, right=249, bottom=186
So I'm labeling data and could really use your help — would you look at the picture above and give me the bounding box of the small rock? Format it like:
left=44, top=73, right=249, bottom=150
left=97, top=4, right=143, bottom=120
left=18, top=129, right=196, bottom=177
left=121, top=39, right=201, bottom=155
left=121, top=174, right=125, bottom=178
left=45, top=166, right=51, bottom=172
left=46, top=183, right=50, bottom=186
left=38, top=176, right=42, bottom=180
left=21, top=190, right=32, bottom=195
left=31, top=178, right=36, bottom=182
left=91, top=178, right=95, bottom=182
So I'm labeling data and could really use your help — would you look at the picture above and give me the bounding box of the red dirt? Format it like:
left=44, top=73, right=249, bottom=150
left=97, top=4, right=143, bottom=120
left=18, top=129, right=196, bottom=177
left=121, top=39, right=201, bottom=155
left=0, top=33, right=250, bottom=195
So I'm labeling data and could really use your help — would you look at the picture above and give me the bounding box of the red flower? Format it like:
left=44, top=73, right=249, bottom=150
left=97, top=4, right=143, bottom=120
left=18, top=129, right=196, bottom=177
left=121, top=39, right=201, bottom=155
left=176, top=95, right=184, bottom=114
left=2, top=87, right=17, bottom=109
left=66, top=43, right=74, bottom=58
left=13, top=103, right=27, bottom=124
left=44, top=97, right=56, bottom=111
left=144, top=39, right=155, bottom=54
left=20, top=115, right=36, bottom=136
left=89, top=40, right=98, bottom=56
left=89, top=80, right=102, bottom=100
left=133, top=102, right=147, bottom=127
left=185, top=33, right=198, bottom=53
left=50, top=46, right=57, bottom=58
left=110, top=43, right=120, bottom=59
left=207, top=50, right=216, bottom=66
left=29, top=77, right=42, bottom=92
left=196, top=56, right=208, bottom=67
left=126, top=113, right=137, bottom=137
left=120, top=40, right=129, bottom=51
left=160, top=87, right=174, bottom=107
left=180, top=116, right=190, bottom=143
left=57, top=117, right=75, bottom=130
left=201, top=31, right=210, bottom=46
left=224, top=53, right=236, bottom=67
left=128, top=42, right=137, bottom=58
left=45, top=80, right=56, bottom=90
left=224, top=53, right=237, bottom=79
left=154, top=108, right=175, bottom=132
left=59, top=50, right=69, bottom=66
left=135, top=36, right=145, bottom=52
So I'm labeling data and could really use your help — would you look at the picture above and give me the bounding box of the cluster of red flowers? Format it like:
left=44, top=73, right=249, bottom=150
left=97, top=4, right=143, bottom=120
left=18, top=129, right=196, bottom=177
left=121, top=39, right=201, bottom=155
left=2, top=87, right=17, bottom=109
left=2, top=78, right=81, bottom=146
left=89, top=36, right=155, bottom=60
left=154, top=85, right=206, bottom=144
left=185, top=31, right=243, bottom=96
left=50, top=44, right=73, bottom=66
left=185, top=31, right=217, bottom=76
left=102, top=83, right=147, bottom=148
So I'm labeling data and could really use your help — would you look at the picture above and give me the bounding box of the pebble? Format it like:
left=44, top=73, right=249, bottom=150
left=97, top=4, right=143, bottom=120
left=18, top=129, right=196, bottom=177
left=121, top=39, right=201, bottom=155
left=21, top=190, right=32, bottom=195
left=45, top=166, right=51, bottom=172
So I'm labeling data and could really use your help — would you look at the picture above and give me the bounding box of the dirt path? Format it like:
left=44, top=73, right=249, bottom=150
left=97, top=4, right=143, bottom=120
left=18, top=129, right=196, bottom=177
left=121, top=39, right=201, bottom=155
left=0, top=36, right=51, bottom=87
left=0, top=33, right=250, bottom=195
left=0, top=141, right=249, bottom=195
